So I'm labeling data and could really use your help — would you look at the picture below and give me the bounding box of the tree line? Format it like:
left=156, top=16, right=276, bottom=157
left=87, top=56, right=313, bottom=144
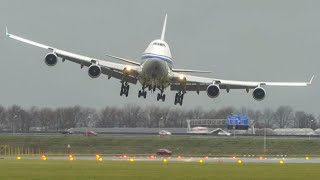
left=0, top=104, right=318, bottom=131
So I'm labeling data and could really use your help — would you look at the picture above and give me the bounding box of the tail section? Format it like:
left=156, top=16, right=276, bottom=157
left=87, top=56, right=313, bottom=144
left=160, top=14, right=167, bottom=41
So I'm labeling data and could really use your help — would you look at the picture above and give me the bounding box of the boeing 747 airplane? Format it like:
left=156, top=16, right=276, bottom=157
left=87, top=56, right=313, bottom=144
left=6, top=15, right=313, bottom=105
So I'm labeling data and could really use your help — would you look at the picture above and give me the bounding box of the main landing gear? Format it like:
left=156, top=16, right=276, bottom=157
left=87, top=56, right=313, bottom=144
left=120, top=82, right=130, bottom=97
left=157, top=92, right=166, bottom=102
left=174, top=92, right=184, bottom=106
left=138, top=90, right=147, bottom=98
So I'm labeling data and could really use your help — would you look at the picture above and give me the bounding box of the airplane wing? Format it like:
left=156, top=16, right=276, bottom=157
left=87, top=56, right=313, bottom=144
left=170, top=72, right=314, bottom=93
left=6, top=28, right=139, bottom=84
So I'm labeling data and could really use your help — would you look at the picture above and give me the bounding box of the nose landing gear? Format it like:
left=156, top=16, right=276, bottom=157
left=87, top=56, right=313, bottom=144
left=138, top=90, right=147, bottom=98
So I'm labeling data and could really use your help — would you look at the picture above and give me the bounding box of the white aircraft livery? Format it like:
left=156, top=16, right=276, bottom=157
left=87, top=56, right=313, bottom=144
left=6, top=15, right=313, bottom=105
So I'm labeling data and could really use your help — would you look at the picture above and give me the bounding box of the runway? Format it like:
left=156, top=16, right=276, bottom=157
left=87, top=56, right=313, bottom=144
left=12, top=156, right=320, bottom=164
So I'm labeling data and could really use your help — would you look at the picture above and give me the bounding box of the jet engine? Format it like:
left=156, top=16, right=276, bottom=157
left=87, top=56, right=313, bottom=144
left=44, top=53, right=58, bottom=66
left=88, top=64, right=101, bottom=78
left=252, top=87, right=266, bottom=101
left=206, top=84, right=220, bottom=98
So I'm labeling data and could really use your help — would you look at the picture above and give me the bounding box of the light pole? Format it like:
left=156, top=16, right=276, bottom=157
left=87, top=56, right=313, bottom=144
left=263, top=125, right=266, bottom=155
left=309, top=119, right=314, bottom=140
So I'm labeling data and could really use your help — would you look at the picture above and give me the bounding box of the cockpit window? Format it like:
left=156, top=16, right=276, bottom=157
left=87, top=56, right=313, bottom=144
left=153, top=42, right=166, bottom=47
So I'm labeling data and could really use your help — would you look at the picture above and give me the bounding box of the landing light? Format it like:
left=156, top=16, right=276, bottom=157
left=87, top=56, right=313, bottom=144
left=179, top=74, right=185, bottom=80
left=125, top=66, right=132, bottom=71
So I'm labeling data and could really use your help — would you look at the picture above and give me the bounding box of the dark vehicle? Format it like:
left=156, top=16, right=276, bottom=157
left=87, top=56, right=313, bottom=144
left=156, top=149, right=172, bottom=155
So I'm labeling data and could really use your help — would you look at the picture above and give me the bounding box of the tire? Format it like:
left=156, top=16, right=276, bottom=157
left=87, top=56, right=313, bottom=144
left=162, top=94, right=166, bottom=102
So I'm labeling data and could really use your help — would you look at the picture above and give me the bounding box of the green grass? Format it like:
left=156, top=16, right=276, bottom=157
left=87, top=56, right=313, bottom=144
left=1, top=135, right=320, bottom=156
left=0, top=160, right=319, bottom=180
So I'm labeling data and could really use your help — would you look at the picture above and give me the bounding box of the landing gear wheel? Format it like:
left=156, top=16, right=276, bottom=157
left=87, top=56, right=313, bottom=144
left=174, top=92, right=184, bottom=106
left=139, top=90, right=147, bottom=99
left=120, top=83, right=130, bottom=97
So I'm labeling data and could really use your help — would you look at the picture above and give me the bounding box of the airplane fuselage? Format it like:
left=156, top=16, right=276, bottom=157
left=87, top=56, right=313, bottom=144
left=139, top=39, right=172, bottom=90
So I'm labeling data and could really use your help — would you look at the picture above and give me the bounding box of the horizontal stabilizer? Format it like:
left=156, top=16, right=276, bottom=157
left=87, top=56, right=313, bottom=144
left=172, top=68, right=211, bottom=73
left=105, top=54, right=140, bottom=66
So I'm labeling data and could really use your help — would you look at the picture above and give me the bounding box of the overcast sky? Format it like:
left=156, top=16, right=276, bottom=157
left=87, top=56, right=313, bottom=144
left=0, top=0, right=318, bottom=114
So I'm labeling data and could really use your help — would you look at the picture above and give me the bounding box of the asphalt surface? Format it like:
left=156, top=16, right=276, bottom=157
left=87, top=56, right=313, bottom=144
left=9, top=156, right=320, bottom=164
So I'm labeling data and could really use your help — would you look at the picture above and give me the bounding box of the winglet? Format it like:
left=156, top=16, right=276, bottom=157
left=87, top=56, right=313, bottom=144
left=5, top=26, right=9, bottom=36
left=160, top=14, right=167, bottom=41
left=308, top=75, right=315, bottom=85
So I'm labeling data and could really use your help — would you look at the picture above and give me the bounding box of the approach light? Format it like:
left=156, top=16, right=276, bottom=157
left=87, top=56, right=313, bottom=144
left=69, top=154, right=74, bottom=161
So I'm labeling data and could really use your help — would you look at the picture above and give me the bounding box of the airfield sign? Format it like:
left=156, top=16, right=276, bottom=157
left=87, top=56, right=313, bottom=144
left=227, top=115, right=249, bottom=130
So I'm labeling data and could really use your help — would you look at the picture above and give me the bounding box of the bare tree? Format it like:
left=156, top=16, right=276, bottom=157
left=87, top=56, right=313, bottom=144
left=261, top=108, right=274, bottom=128
left=118, top=104, right=144, bottom=127
left=96, top=106, right=119, bottom=127
left=0, top=105, right=7, bottom=129
left=274, top=106, right=293, bottom=128
left=214, top=106, right=235, bottom=119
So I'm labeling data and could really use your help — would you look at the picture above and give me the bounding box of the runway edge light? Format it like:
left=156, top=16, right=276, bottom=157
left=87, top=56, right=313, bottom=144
left=279, top=160, right=284, bottom=164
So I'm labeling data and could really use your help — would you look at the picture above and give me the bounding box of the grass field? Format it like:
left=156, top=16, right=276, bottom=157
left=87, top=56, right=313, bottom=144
left=0, top=160, right=319, bottom=180
left=1, top=135, right=320, bottom=156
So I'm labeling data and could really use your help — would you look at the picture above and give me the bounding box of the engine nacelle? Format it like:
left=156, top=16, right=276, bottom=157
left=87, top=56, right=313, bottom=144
left=44, top=53, right=58, bottom=66
left=252, top=87, right=266, bottom=101
left=206, top=84, right=220, bottom=98
left=88, top=64, right=101, bottom=78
